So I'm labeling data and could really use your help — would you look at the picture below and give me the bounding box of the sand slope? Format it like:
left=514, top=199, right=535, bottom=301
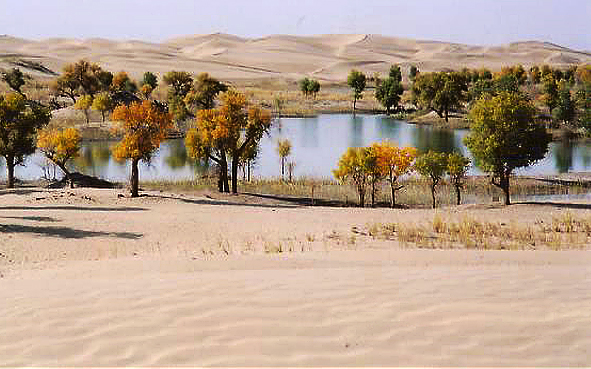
left=1, top=33, right=590, bottom=82
left=1, top=187, right=591, bottom=366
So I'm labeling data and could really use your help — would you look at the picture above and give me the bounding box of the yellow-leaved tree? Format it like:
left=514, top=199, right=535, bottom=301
left=37, top=127, right=82, bottom=187
left=333, top=147, right=372, bottom=207
left=185, top=90, right=272, bottom=193
left=111, top=101, right=173, bottom=197
left=373, top=142, right=417, bottom=207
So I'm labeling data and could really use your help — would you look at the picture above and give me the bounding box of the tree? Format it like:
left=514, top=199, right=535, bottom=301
left=277, top=138, right=292, bottom=180
left=184, top=73, right=227, bottom=111
left=141, top=72, right=158, bottom=90
left=413, top=71, right=468, bottom=122
left=529, top=66, right=541, bottom=85
left=374, top=143, right=417, bottom=208
left=347, top=70, right=366, bottom=112
left=185, top=90, right=272, bottom=194
left=37, top=128, right=81, bottom=187
left=409, top=65, right=419, bottom=82
left=446, top=152, right=470, bottom=205
left=465, top=92, right=550, bottom=205
left=555, top=83, right=576, bottom=125
left=415, top=150, right=448, bottom=209
left=163, top=71, right=193, bottom=97
left=375, top=76, right=404, bottom=114
left=0, top=93, right=51, bottom=188
left=364, top=145, right=383, bottom=207
left=1, top=68, right=26, bottom=96
left=111, top=71, right=137, bottom=93
left=91, top=92, right=112, bottom=122
left=333, top=147, right=371, bottom=207
left=299, top=78, right=320, bottom=98
left=75, top=95, right=93, bottom=124
left=543, top=75, right=559, bottom=115
left=111, top=101, right=173, bottom=197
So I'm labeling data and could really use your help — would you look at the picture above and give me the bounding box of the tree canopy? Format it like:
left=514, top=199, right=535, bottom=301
left=465, top=92, right=550, bottom=205
left=347, top=70, right=366, bottom=112
left=412, top=71, right=468, bottom=122
left=37, top=127, right=82, bottom=187
left=0, top=93, right=51, bottom=187
left=111, top=100, right=173, bottom=197
left=415, top=150, right=448, bottom=208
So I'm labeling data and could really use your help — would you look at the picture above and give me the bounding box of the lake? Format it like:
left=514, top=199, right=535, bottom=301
left=5, top=114, right=591, bottom=181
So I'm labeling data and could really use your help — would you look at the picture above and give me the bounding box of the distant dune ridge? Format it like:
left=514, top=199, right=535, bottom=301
left=1, top=33, right=591, bottom=81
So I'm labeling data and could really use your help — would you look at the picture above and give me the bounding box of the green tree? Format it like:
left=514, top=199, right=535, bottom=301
left=555, top=83, right=576, bottom=125
left=1, top=68, right=26, bottom=96
left=543, top=75, right=559, bottom=115
left=75, top=95, right=93, bottom=124
left=347, top=70, right=366, bottom=112
left=333, top=147, right=371, bottom=207
left=111, top=101, right=173, bottom=197
left=413, top=71, right=468, bottom=122
left=111, top=71, right=138, bottom=93
left=91, top=92, right=112, bottom=122
left=465, top=92, right=551, bottom=205
left=415, top=150, right=448, bottom=209
left=141, top=72, right=158, bottom=90
left=375, top=75, right=404, bottom=114
left=299, top=77, right=311, bottom=98
left=409, top=65, right=419, bottom=82
left=163, top=71, right=193, bottom=97
left=276, top=138, right=292, bottom=180
left=446, top=152, right=470, bottom=205
left=529, top=66, right=541, bottom=85
left=0, top=93, right=51, bottom=188
left=184, top=73, right=228, bottom=111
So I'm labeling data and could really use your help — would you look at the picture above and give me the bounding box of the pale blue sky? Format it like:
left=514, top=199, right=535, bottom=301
left=1, top=0, right=590, bottom=50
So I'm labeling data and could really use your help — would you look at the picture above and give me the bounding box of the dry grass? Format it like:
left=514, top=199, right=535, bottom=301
left=365, top=211, right=591, bottom=250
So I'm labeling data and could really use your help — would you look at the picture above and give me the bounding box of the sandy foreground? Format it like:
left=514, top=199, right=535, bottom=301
left=0, top=187, right=590, bottom=367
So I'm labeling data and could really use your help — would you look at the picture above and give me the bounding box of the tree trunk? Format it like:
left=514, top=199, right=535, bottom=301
left=358, top=184, right=365, bottom=207
left=371, top=181, right=376, bottom=207
left=84, top=110, right=89, bottom=124
left=220, top=156, right=229, bottom=193
left=130, top=158, right=139, bottom=198
left=231, top=155, right=239, bottom=194
left=501, top=175, right=511, bottom=205
left=455, top=185, right=461, bottom=205
left=390, top=183, right=396, bottom=208
left=353, top=96, right=357, bottom=112
left=281, top=157, right=285, bottom=180
left=57, top=163, right=73, bottom=188
left=431, top=183, right=437, bottom=209
left=101, top=111, right=105, bottom=122
left=247, top=161, right=251, bottom=182
left=217, top=165, right=224, bottom=192
left=444, top=108, right=449, bottom=122
left=6, top=156, right=15, bottom=189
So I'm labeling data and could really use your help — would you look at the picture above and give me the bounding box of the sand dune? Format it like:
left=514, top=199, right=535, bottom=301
left=1, top=187, right=591, bottom=366
left=1, top=33, right=590, bottom=82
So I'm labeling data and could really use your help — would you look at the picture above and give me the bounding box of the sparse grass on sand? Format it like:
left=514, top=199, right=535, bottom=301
left=364, top=211, right=591, bottom=250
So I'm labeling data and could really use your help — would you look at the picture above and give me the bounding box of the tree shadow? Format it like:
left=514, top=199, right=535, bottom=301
left=1, top=216, right=59, bottom=222
left=518, top=201, right=591, bottom=210
left=0, top=205, right=147, bottom=212
left=0, top=188, right=45, bottom=197
left=145, top=194, right=301, bottom=209
left=0, top=223, right=142, bottom=240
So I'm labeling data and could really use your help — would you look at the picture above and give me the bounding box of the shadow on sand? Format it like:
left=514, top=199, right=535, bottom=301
left=0, top=223, right=142, bottom=240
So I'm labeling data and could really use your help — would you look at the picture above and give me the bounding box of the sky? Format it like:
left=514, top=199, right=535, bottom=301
left=1, top=0, right=590, bottom=51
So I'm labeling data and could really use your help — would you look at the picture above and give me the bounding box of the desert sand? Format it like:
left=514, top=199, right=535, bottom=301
left=2, top=33, right=591, bottom=82
left=1, top=186, right=590, bottom=366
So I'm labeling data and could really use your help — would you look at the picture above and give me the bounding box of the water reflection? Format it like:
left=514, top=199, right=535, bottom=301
left=5, top=114, right=591, bottom=181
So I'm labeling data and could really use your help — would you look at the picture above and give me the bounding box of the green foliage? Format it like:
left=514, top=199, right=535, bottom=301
left=555, top=83, right=576, bottom=125
left=413, top=71, right=468, bottom=122
left=347, top=70, right=366, bottom=111
left=446, top=152, right=471, bottom=205
left=0, top=93, right=51, bottom=187
left=141, top=72, right=158, bottom=90
left=375, top=65, right=404, bottom=113
left=415, top=150, right=448, bottom=208
left=1, top=68, right=26, bottom=95
left=163, top=71, right=193, bottom=97
left=543, top=75, right=559, bottom=114
left=184, top=73, right=228, bottom=110
left=465, top=92, right=550, bottom=205
left=111, top=71, right=138, bottom=93
left=529, top=66, right=541, bottom=84
left=409, top=65, right=419, bottom=82
left=299, top=78, right=320, bottom=98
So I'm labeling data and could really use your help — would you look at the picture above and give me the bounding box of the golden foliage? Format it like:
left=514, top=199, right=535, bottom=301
left=37, top=127, right=81, bottom=171
left=111, top=100, right=173, bottom=161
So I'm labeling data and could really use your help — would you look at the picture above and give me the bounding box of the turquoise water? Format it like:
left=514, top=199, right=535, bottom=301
left=5, top=114, right=591, bottom=181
